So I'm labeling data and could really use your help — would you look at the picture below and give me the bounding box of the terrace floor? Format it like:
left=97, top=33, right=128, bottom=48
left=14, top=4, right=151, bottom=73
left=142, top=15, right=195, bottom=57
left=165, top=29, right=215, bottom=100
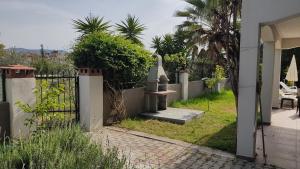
left=256, top=108, right=300, bottom=169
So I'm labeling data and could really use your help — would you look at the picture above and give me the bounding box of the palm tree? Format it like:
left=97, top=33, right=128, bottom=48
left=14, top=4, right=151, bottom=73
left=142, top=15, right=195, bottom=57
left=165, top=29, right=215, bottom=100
left=176, top=0, right=242, bottom=110
left=151, top=36, right=163, bottom=53
left=73, top=15, right=110, bottom=36
left=116, top=15, right=146, bottom=46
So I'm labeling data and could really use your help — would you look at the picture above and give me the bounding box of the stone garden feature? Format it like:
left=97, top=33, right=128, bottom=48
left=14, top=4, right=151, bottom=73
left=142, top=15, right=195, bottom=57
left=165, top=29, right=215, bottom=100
left=145, top=54, right=175, bottom=112
left=143, top=54, right=203, bottom=124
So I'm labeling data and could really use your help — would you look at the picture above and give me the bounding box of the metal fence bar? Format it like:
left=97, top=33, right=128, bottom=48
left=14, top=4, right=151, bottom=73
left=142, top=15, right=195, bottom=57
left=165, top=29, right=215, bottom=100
left=75, top=75, right=80, bottom=121
left=2, top=72, right=6, bottom=102
left=35, top=71, right=80, bottom=125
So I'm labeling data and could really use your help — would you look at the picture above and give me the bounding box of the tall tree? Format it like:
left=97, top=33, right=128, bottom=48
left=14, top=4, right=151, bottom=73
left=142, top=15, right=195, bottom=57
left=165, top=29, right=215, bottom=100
left=73, top=15, right=110, bottom=36
left=0, top=43, right=6, bottom=57
left=176, top=0, right=242, bottom=110
left=116, top=15, right=146, bottom=46
left=151, top=31, right=188, bottom=83
left=151, top=30, right=187, bottom=58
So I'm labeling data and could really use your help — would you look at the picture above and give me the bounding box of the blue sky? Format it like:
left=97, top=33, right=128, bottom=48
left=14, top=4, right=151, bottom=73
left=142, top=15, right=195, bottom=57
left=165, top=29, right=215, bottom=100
left=0, top=0, right=186, bottom=51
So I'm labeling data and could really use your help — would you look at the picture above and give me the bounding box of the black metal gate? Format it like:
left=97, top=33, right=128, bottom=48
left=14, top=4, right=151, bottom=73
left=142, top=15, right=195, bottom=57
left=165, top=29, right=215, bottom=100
left=0, top=71, right=6, bottom=102
left=35, top=71, right=80, bottom=124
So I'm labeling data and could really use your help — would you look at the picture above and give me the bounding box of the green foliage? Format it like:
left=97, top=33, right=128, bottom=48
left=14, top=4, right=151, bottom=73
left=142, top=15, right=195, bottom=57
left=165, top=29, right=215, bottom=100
left=119, top=90, right=236, bottom=153
left=73, top=15, right=111, bottom=36
left=116, top=14, right=146, bottom=46
left=0, top=126, right=130, bottom=169
left=16, top=81, right=65, bottom=131
left=205, top=78, right=218, bottom=89
left=0, top=49, right=30, bottom=66
left=215, top=65, right=225, bottom=81
left=0, top=47, right=74, bottom=74
left=31, top=57, right=75, bottom=74
left=204, top=65, right=225, bottom=89
left=72, top=32, right=153, bottom=89
left=151, top=30, right=189, bottom=82
left=151, top=30, right=188, bottom=59
left=0, top=43, right=5, bottom=57
left=164, top=52, right=188, bottom=71
left=176, top=0, right=242, bottom=108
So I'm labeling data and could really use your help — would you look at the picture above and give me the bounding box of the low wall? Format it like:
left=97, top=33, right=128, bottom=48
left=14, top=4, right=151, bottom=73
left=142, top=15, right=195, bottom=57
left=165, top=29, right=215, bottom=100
left=103, top=79, right=228, bottom=123
left=0, top=102, right=10, bottom=139
left=103, top=87, right=145, bottom=122
left=167, top=84, right=182, bottom=105
left=188, top=80, right=205, bottom=99
left=122, top=87, right=145, bottom=116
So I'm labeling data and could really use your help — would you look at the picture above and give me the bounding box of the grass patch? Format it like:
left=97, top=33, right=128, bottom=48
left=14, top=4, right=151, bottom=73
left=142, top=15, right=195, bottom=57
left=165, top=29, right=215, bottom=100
left=0, top=126, right=130, bottom=169
left=117, top=90, right=237, bottom=153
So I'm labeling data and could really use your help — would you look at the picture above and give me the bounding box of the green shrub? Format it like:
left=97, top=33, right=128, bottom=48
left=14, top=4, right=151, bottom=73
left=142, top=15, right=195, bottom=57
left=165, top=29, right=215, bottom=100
left=16, top=81, right=66, bottom=131
left=71, top=32, right=153, bottom=89
left=0, top=126, right=130, bottom=169
left=204, top=65, right=225, bottom=89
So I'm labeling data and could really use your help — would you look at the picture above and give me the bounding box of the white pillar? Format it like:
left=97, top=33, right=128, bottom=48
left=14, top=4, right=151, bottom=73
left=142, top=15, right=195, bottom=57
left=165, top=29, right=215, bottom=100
left=179, top=71, right=189, bottom=101
left=2, top=66, right=36, bottom=138
left=79, top=68, right=103, bottom=131
left=236, top=3, right=259, bottom=159
left=261, top=42, right=275, bottom=124
left=272, top=50, right=282, bottom=108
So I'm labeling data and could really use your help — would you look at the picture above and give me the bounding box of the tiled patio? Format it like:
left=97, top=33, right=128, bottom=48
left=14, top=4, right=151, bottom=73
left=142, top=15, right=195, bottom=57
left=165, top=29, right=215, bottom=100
left=256, top=108, right=300, bottom=169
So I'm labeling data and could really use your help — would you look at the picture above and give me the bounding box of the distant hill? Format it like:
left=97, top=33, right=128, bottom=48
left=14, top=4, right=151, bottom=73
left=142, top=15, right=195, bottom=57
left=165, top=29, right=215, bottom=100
left=6, top=48, right=67, bottom=55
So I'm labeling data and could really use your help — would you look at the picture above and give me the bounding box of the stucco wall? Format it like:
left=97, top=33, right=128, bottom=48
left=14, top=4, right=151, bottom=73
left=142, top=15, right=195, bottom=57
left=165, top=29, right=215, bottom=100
left=104, top=84, right=183, bottom=122
left=103, top=80, right=227, bottom=123
left=167, top=84, right=182, bottom=105
left=123, top=87, right=145, bottom=116
left=188, top=81, right=204, bottom=99
left=0, top=102, right=10, bottom=139
left=103, top=87, right=146, bottom=122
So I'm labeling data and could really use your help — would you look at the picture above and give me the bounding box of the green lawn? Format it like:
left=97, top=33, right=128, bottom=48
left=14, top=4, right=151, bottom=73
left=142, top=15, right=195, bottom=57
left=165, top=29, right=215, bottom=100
left=117, top=90, right=237, bottom=153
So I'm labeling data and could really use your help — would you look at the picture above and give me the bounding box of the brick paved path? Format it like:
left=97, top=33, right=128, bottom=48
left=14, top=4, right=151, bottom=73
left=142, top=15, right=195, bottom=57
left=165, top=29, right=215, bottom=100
left=89, top=127, right=282, bottom=169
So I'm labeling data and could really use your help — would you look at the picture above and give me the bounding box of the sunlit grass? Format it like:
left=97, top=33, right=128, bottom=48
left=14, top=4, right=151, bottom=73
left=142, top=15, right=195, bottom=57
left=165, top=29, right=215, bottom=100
left=118, top=90, right=237, bottom=153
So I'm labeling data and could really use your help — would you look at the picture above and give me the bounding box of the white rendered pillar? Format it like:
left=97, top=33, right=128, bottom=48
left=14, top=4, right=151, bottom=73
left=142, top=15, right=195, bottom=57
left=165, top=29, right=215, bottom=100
left=179, top=71, right=189, bottom=101
left=79, top=68, right=103, bottom=131
left=272, top=50, right=282, bottom=108
left=261, top=42, right=275, bottom=124
left=236, top=2, right=259, bottom=159
left=2, top=66, right=36, bottom=138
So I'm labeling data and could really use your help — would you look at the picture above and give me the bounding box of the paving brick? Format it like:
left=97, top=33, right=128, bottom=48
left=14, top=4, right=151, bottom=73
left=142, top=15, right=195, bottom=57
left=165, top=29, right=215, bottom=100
left=89, top=127, right=283, bottom=169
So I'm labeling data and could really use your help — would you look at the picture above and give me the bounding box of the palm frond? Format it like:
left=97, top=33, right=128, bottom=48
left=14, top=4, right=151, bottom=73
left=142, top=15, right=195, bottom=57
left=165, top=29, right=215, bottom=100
left=116, top=14, right=146, bottom=45
left=73, top=16, right=110, bottom=35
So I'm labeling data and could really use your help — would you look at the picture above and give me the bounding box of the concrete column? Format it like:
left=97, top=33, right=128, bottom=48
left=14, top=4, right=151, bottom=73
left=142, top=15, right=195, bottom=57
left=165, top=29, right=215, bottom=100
left=79, top=68, right=103, bottom=131
left=179, top=71, right=189, bottom=101
left=272, top=49, right=282, bottom=108
left=1, top=65, right=36, bottom=138
left=261, top=42, right=275, bottom=124
left=236, top=3, right=259, bottom=159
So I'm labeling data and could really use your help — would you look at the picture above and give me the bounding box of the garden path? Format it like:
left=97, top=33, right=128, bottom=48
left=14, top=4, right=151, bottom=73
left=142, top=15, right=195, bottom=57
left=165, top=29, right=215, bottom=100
left=90, top=127, right=281, bottom=169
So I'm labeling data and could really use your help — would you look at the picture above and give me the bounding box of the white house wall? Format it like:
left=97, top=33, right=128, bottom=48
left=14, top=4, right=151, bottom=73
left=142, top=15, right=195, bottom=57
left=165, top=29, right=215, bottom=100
left=237, top=0, right=300, bottom=159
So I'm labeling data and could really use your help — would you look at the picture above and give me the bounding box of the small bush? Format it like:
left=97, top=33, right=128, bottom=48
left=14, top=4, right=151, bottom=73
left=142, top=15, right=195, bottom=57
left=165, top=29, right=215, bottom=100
left=16, top=81, right=67, bottom=131
left=204, top=65, right=225, bottom=89
left=0, top=126, right=130, bottom=169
